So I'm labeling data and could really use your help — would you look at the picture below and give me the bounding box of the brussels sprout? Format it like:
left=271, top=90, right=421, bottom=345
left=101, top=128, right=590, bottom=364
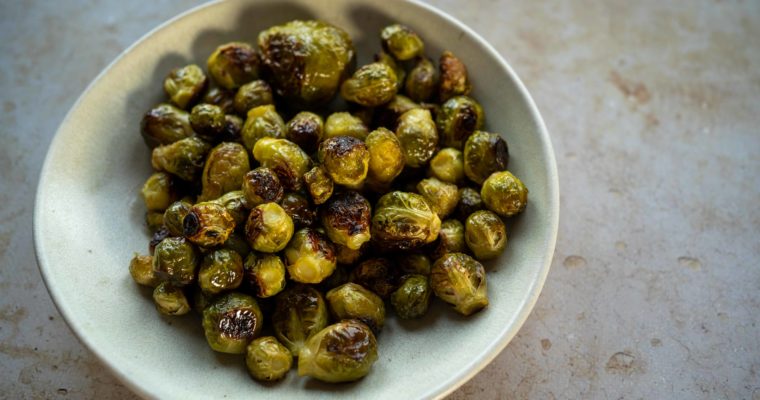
left=463, top=131, right=509, bottom=185
left=129, top=254, right=160, bottom=287
left=416, top=178, right=459, bottom=219
left=286, top=111, right=324, bottom=153
left=284, top=228, right=337, bottom=284
left=163, top=200, right=192, bottom=236
left=145, top=211, right=164, bottom=232
left=438, top=50, right=471, bottom=101
left=465, top=210, right=507, bottom=260
left=397, top=253, right=432, bottom=276
left=153, top=281, right=191, bottom=316
left=189, top=103, right=225, bottom=141
left=223, top=232, right=252, bottom=259
left=317, top=136, right=370, bottom=188
left=334, top=243, right=364, bottom=265
left=141, top=172, right=177, bottom=211
left=152, top=237, right=199, bottom=286
left=390, top=274, right=431, bottom=319
left=241, top=105, right=286, bottom=150
left=199, top=142, right=250, bottom=202
left=151, top=137, right=212, bottom=181
left=164, top=64, right=208, bottom=109
left=430, top=253, right=487, bottom=316
left=428, top=148, right=464, bottom=184
left=481, top=171, right=528, bottom=217
left=272, top=284, right=329, bottom=355
left=405, top=57, right=438, bottom=102
left=241, top=167, right=284, bottom=207
left=298, top=320, right=378, bottom=383
left=365, top=127, right=405, bottom=185
left=280, top=192, right=316, bottom=228
left=381, top=24, right=424, bottom=61
left=183, top=202, right=236, bottom=247
left=350, top=258, right=397, bottom=299
left=207, top=42, right=260, bottom=90
left=374, top=51, right=406, bottom=90
left=245, top=202, right=294, bottom=253
left=396, top=108, right=438, bottom=168
left=243, top=253, right=286, bottom=298
left=258, top=20, right=354, bottom=106
left=436, top=96, right=484, bottom=149
left=252, top=137, right=311, bottom=190
left=198, top=249, right=244, bottom=295
left=210, top=190, right=249, bottom=229
left=371, top=191, right=441, bottom=251
left=374, top=94, right=419, bottom=130
left=202, top=292, right=264, bottom=354
left=324, top=112, right=368, bottom=141
left=203, top=86, right=235, bottom=114
left=326, top=283, right=385, bottom=333
left=340, top=62, right=398, bottom=107
left=140, top=103, right=193, bottom=148
left=456, top=187, right=483, bottom=221
left=431, top=219, right=467, bottom=260
left=234, top=80, right=273, bottom=115
left=246, top=336, right=293, bottom=381
left=304, top=166, right=333, bottom=205
left=320, top=191, right=372, bottom=250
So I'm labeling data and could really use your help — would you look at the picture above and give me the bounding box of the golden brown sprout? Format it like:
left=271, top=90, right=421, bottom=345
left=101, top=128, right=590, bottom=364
left=428, top=148, right=465, bottom=184
left=246, top=336, right=293, bottom=381
left=297, top=320, right=378, bottom=383
left=190, top=103, right=226, bottom=141
left=340, top=62, right=398, bottom=107
left=304, top=166, right=334, bottom=205
left=326, top=283, right=385, bottom=333
left=153, top=281, right=192, bottom=316
left=151, top=137, right=212, bottom=182
left=198, top=249, right=244, bottom=295
left=140, top=103, right=194, bottom=148
left=430, top=253, right=487, bottom=316
left=233, top=80, right=273, bottom=115
left=241, top=105, right=286, bottom=151
left=241, top=167, right=284, bottom=207
left=463, top=131, right=509, bottom=185
left=324, top=112, right=368, bottom=141
left=252, top=137, right=312, bottom=191
left=243, top=253, right=287, bottom=298
left=318, top=136, right=370, bottom=188
left=396, top=108, right=438, bottom=168
left=321, top=191, right=372, bottom=250
left=405, top=57, right=438, bottom=102
left=416, top=177, right=459, bottom=219
left=199, top=142, right=250, bottom=202
left=286, top=111, right=324, bottom=154
left=202, top=292, right=264, bottom=354
left=481, top=171, right=528, bottom=217
left=183, top=202, right=236, bottom=247
left=129, top=254, right=160, bottom=287
left=207, top=42, right=260, bottom=90
left=438, top=50, right=471, bottom=101
left=371, top=191, right=441, bottom=251
left=366, top=127, right=405, bottom=185
left=436, top=96, right=484, bottom=149
left=284, top=228, right=337, bottom=284
left=141, top=172, right=177, bottom=211
left=381, top=24, right=424, bottom=61
left=164, top=64, right=208, bottom=109
left=280, top=192, right=316, bottom=229
left=465, top=210, right=507, bottom=260
left=244, top=202, right=294, bottom=253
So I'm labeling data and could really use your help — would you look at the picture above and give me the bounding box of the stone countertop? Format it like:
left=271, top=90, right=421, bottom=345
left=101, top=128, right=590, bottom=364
left=1, top=0, right=758, bottom=398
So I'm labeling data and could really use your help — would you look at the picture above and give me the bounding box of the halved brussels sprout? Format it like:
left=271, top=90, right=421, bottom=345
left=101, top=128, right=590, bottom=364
left=456, top=187, right=483, bottom=221
left=324, top=112, right=368, bottom=141
left=366, top=127, right=405, bottom=185
left=243, top=253, right=286, bottom=298
left=151, top=137, right=212, bottom=181
left=287, top=111, right=324, bottom=153
left=428, top=148, right=464, bottom=184
left=340, top=62, right=398, bottom=107
left=371, top=191, right=441, bottom=251
left=350, top=258, right=397, bottom=299
left=431, top=219, right=467, bottom=260
left=202, top=292, right=264, bottom=354
left=298, top=320, right=378, bottom=383
left=396, top=108, right=438, bottom=168
left=390, top=274, right=431, bottom=319
left=318, top=136, right=370, bottom=188
left=405, top=57, right=437, bottom=102
left=244, top=202, right=294, bottom=253
left=183, top=202, right=236, bottom=247
left=153, top=281, right=191, bottom=316
left=304, top=166, right=334, bottom=205
left=207, top=42, right=260, bottom=90
left=381, top=24, right=424, bottom=61
left=152, top=237, right=199, bottom=286
left=241, top=167, right=284, bottom=207
left=246, top=336, right=293, bottom=381
left=272, top=284, right=329, bottom=355
left=465, top=210, right=507, bottom=260
left=164, top=64, right=207, bottom=109
left=129, top=254, right=160, bottom=287
left=203, top=86, right=235, bottom=114
left=438, top=50, right=471, bottom=101
left=234, top=80, right=273, bottom=115
left=397, top=253, right=432, bottom=276
left=430, top=253, right=487, bottom=316
left=280, top=192, right=316, bottom=229
left=252, top=137, right=311, bottom=190
left=481, top=171, right=528, bottom=217
left=464, top=131, right=509, bottom=185
left=198, top=249, right=244, bottom=295
left=284, top=228, right=337, bottom=284
left=140, top=103, right=193, bottom=148
left=199, top=142, right=251, bottom=202
left=241, top=105, right=286, bottom=150
left=141, top=172, right=177, bottom=211
left=436, top=96, right=484, bottom=149
left=209, top=190, right=249, bottom=228
left=320, top=191, right=371, bottom=251
left=190, top=103, right=226, bottom=141
left=416, top=178, right=459, bottom=219
left=326, top=283, right=385, bottom=333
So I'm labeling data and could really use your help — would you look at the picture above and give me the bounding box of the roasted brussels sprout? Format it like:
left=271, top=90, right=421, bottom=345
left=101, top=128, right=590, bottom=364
left=164, top=64, right=207, bottom=109
left=374, top=51, right=406, bottom=90
left=199, top=142, right=250, bottom=202
left=438, top=50, right=471, bottom=101
left=318, top=136, right=370, bottom=188
left=326, top=283, right=385, bottom=333
left=241, top=167, right=284, bottom=207
left=140, top=103, right=194, bottom=148
left=397, top=253, right=432, bottom=276
left=258, top=20, right=354, bottom=106
left=246, top=336, right=293, bottom=381
left=244, top=253, right=286, bottom=298
left=430, top=253, right=487, bottom=316
left=428, top=148, right=464, bottom=184
left=141, top=172, right=177, bottom=211
left=280, top=192, right=316, bottom=228
left=152, top=237, right=199, bottom=286
left=365, top=127, right=405, bottom=185
left=465, top=210, right=507, bottom=260
left=189, top=103, right=226, bottom=141
left=381, top=24, right=424, bottom=61
left=405, top=57, right=437, bottom=102
left=252, top=137, right=311, bottom=190
left=298, top=320, right=378, bottom=383
left=183, top=202, right=236, bottom=247
left=416, top=178, right=459, bottom=218
left=151, top=137, right=212, bottom=181
left=321, top=191, right=372, bottom=250
left=202, top=292, right=264, bottom=354
left=234, top=80, right=273, bottom=115
left=198, top=249, right=244, bottom=295
left=371, top=191, right=441, bottom=251
left=210, top=190, right=249, bottom=228
left=324, top=112, right=368, bottom=141
left=272, top=284, right=329, bottom=355
left=129, top=254, right=160, bottom=287
left=390, top=274, right=431, bottom=319
left=245, top=202, right=294, bottom=253
left=304, top=166, right=333, bottom=205
left=153, top=281, right=191, bottom=316
left=203, top=86, right=235, bottom=114
left=286, top=111, right=324, bottom=153
left=463, top=131, right=509, bottom=185
left=350, top=258, right=397, bottom=299
left=207, top=42, right=260, bottom=90
left=436, top=96, right=484, bottom=149
left=431, top=219, right=466, bottom=260
left=163, top=200, right=192, bottom=236
left=481, top=171, right=528, bottom=217
left=456, top=187, right=483, bottom=221
left=340, top=62, right=397, bottom=107
left=396, top=108, right=438, bottom=168
left=223, top=232, right=252, bottom=259
left=241, top=104, right=286, bottom=150
left=284, top=228, right=337, bottom=284
left=374, top=94, right=419, bottom=130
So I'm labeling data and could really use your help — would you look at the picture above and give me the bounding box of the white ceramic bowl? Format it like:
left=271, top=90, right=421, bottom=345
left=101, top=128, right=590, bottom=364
left=34, top=0, right=558, bottom=398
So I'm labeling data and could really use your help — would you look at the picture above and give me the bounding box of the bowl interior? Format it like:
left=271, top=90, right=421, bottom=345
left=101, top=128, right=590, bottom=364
left=34, top=0, right=558, bottom=398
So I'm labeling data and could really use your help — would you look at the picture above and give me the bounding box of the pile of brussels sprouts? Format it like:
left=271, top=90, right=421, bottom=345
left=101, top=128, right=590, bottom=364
left=130, top=20, right=528, bottom=384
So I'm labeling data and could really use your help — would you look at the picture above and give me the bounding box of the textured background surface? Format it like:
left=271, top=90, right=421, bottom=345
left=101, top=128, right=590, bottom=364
left=1, top=0, right=759, bottom=399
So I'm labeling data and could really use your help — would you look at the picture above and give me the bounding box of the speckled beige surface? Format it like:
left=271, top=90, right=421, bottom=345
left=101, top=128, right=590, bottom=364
left=1, top=0, right=759, bottom=399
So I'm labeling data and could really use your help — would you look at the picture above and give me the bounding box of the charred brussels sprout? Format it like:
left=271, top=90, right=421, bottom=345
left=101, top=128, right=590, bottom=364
left=437, top=96, right=484, bottom=149
left=140, top=103, right=193, bottom=148
left=141, top=172, right=177, bottom=211
left=465, top=210, right=507, bottom=260
left=381, top=24, right=424, bottom=61
left=405, top=57, right=438, bottom=102
left=151, top=137, right=212, bottom=181
left=207, top=42, right=260, bottom=90
left=396, top=108, right=438, bottom=168
left=234, top=80, right=273, bottom=115
left=203, top=86, right=235, bottom=114
left=304, top=166, right=333, bottom=205
left=430, top=253, right=488, bottom=316
left=202, top=292, right=264, bottom=354
left=438, top=50, right=471, bottom=101
left=252, top=137, right=311, bottom=190
left=431, top=219, right=467, bottom=260
left=153, top=281, right=191, bottom=316
left=286, top=111, right=324, bottom=153
left=152, top=237, right=199, bottom=286
left=280, top=192, right=316, bottom=228
left=326, top=283, right=385, bottom=333
left=366, top=127, right=404, bottom=185
left=210, top=190, right=249, bottom=228
left=317, top=136, right=370, bottom=188
left=397, top=253, right=432, bottom=276
left=429, top=148, right=465, bottom=184
left=371, top=191, right=441, bottom=251
left=241, top=167, right=284, bottom=207
left=164, top=64, right=208, bottom=109
left=241, top=105, right=286, bottom=150
left=416, top=178, right=459, bottom=219
left=456, top=187, right=483, bottom=220
left=199, top=142, right=250, bottom=202
left=284, top=228, right=337, bottom=284
left=198, top=249, right=244, bottom=295
left=272, top=284, right=329, bottom=355
left=340, top=62, right=398, bottom=107
left=321, top=191, right=372, bottom=250
left=163, top=200, right=192, bottom=237
left=189, top=103, right=226, bottom=141
left=246, top=336, right=293, bottom=381
left=350, top=258, right=397, bottom=299
left=481, top=171, right=528, bottom=217
left=183, top=202, right=236, bottom=247
left=298, top=320, right=378, bottom=383
left=243, top=253, right=286, bottom=298
left=374, top=51, right=406, bottom=90
left=464, top=131, right=509, bottom=185
left=258, top=20, right=354, bottom=106
left=129, top=254, right=160, bottom=287
left=324, top=112, right=368, bottom=141
left=390, top=274, right=431, bottom=319
left=245, top=202, right=294, bottom=253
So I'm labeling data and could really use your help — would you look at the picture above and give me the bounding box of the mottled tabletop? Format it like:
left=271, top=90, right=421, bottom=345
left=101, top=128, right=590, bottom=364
left=1, top=0, right=759, bottom=399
